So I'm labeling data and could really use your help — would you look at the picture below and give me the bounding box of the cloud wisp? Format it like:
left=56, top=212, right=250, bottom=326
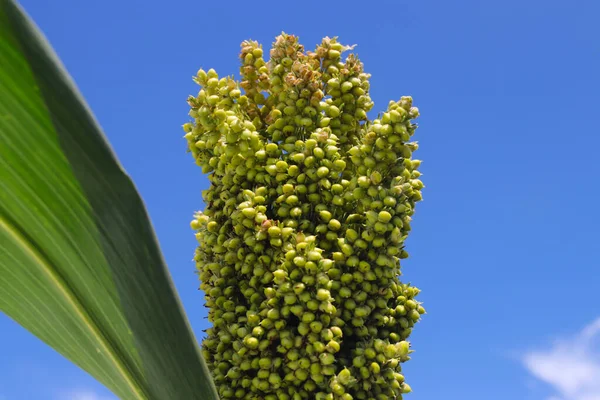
left=61, top=390, right=115, bottom=400
left=523, top=318, right=600, bottom=400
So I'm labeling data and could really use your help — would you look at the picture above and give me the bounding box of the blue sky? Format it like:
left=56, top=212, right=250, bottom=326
left=2, top=0, right=600, bottom=399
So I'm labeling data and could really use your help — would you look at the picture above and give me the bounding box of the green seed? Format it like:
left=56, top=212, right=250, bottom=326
left=328, top=219, right=341, bottom=231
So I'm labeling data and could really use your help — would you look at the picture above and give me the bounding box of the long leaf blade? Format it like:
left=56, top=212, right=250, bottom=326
left=0, top=1, right=218, bottom=399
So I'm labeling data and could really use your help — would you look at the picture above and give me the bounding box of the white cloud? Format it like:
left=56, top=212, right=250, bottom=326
left=61, top=390, right=115, bottom=400
left=523, top=318, right=600, bottom=400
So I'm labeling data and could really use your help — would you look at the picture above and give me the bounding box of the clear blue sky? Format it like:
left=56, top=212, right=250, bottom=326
left=2, top=1, right=600, bottom=399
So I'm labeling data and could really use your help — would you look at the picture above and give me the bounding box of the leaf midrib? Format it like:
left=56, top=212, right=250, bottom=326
left=0, top=214, right=147, bottom=400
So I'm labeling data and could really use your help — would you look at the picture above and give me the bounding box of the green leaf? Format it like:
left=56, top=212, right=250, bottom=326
left=0, top=1, right=219, bottom=399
